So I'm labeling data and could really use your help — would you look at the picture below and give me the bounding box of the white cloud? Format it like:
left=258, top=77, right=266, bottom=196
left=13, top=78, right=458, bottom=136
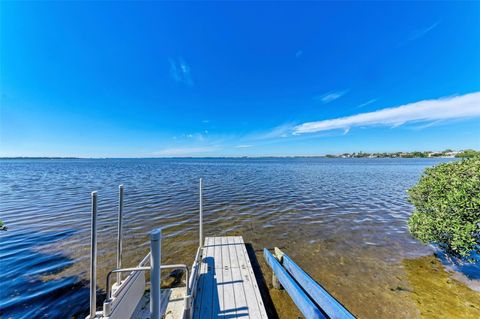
left=315, top=89, right=349, bottom=104
left=410, top=120, right=444, bottom=131
left=169, top=57, right=193, bottom=86
left=294, top=92, right=480, bottom=134
left=357, top=98, right=378, bottom=108
left=154, top=146, right=217, bottom=157
left=398, top=22, right=440, bottom=46
left=252, top=123, right=294, bottom=140
left=235, top=144, right=253, bottom=148
left=407, top=22, right=439, bottom=42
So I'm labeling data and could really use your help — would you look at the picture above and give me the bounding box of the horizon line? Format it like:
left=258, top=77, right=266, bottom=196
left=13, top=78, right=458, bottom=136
left=0, top=149, right=474, bottom=160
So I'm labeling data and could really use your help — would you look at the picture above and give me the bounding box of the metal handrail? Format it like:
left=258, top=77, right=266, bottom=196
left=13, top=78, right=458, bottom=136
left=199, top=178, right=203, bottom=248
left=90, top=179, right=204, bottom=318
left=188, top=247, right=202, bottom=299
left=90, top=192, right=98, bottom=319
left=106, top=264, right=190, bottom=300
left=139, top=252, right=151, bottom=266
left=116, top=185, right=124, bottom=284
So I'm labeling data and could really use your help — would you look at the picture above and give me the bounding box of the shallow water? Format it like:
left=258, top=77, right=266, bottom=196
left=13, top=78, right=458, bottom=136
left=0, top=158, right=479, bottom=318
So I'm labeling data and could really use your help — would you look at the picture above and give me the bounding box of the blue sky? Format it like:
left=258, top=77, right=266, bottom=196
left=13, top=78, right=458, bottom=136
left=1, top=1, right=479, bottom=157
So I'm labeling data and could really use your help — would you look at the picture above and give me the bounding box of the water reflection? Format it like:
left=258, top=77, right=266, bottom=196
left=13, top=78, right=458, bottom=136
left=0, top=229, right=91, bottom=318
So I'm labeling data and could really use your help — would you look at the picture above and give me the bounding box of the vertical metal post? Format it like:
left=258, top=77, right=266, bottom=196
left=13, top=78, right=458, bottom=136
left=116, top=184, right=124, bottom=285
left=150, top=228, right=162, bottom=319
left=199, top=178, right=203, bottom=248
left=90, top=191, right=98, bottom=319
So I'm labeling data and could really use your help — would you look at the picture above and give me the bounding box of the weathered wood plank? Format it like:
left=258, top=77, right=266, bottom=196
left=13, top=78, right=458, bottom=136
left=228, top=236, right=250, bottom=318
left=194, top=237, right=215, bottom=319
left=227, top=236, right=241, bottom=268
left=214, top=237, right=224, bottom=316
left=214, top=236, right=223, bottom=269
left=193, top=236, right=268, bottom=319
left=233, top=236, right=268, bottom=319
left=221, top=237, right=237, bottom=318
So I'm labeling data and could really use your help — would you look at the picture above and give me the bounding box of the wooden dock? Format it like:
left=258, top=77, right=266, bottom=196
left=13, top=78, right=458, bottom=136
left=193, top=236, right=268, bottom=319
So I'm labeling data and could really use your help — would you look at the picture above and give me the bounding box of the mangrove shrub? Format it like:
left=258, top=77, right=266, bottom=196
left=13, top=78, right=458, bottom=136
left=407, top=156, right=480, bottom=258
left=456, top=149, right=480, bottom=158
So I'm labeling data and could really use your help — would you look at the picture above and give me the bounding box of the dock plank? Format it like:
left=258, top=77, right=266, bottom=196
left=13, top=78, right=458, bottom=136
left=193, top=236, right=268, bottom=319
left=195, top=237, right=215, bottom=319
left=221, top=237, right=237, bottom=318
left=233, top=236, right=265, bottom=319
left=228, top=236, right=249, bottom=318
left=215, top=237, right=224, bottom=316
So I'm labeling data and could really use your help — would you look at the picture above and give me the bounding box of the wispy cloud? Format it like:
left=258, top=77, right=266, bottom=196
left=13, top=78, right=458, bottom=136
left=154, top=146, right=217, bottom=157
left=357, top=98, right=378, bottom=108
left=398, top=22, right=440, bottom=46
left=182, top=132, right=207, bottom=142
left=252, top=123, right=294, bottom=140
left=410, top=120, right=444, bottom=131
left=235, top=144, right=253, bottom=148
left=169, top=57, right=193, bottom=86
left=408, top=22, right=439, bottom=41
left=294, top=92, right=480, bottom=134
left=314, top=89, right=349, bottom=104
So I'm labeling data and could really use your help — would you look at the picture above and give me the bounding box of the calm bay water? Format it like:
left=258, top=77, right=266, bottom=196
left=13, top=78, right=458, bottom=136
left=1, top=158, right=479, bottom=318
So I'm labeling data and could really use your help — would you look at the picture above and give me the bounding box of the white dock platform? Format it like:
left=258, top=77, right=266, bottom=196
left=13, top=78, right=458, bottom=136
left=193, top=236, right=268, bottom=319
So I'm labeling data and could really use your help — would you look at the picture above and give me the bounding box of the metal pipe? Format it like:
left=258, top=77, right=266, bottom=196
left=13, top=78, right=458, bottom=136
left=199, top=178, right=203, bottom=248
left=89, top=191, right=98, bottom=319
left=188, top=247, right=202, bottom=298
left=105, top=264, right=190, bottom=301
left=139, top=252, right=151, bottom=266
left=150, top=228, right=162, bottom=319
left=116, top=184, right=124, bottom=285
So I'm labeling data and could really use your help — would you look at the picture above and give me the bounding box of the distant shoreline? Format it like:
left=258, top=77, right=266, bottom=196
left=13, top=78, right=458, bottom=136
left=0, top=154, right=472, bottom=160
left=0, top=157, right=81, bottom=160
left=2, top=150, right=478, bottom=160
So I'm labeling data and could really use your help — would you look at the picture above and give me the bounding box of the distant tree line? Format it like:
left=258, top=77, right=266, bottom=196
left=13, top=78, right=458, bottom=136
left=0, top=157, right=80, bottom=160
left=456, top=149, right=480, bottom=158
left=325, top=149, right=480, bottom=158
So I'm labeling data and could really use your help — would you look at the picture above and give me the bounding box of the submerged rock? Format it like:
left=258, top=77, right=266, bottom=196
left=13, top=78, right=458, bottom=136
left=161, top=268, right=184, bottom=288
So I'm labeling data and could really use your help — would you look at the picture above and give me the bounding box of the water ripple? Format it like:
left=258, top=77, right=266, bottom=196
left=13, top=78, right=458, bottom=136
left=1, top=157, right=474, bottom=318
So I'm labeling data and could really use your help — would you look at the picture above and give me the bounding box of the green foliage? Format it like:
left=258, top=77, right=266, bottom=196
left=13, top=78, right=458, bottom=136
left=407, top=156, right=480, bottom=259
left=410, top=151, right=428, bottom=158
left=456, top=149, right=480, bottom=158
